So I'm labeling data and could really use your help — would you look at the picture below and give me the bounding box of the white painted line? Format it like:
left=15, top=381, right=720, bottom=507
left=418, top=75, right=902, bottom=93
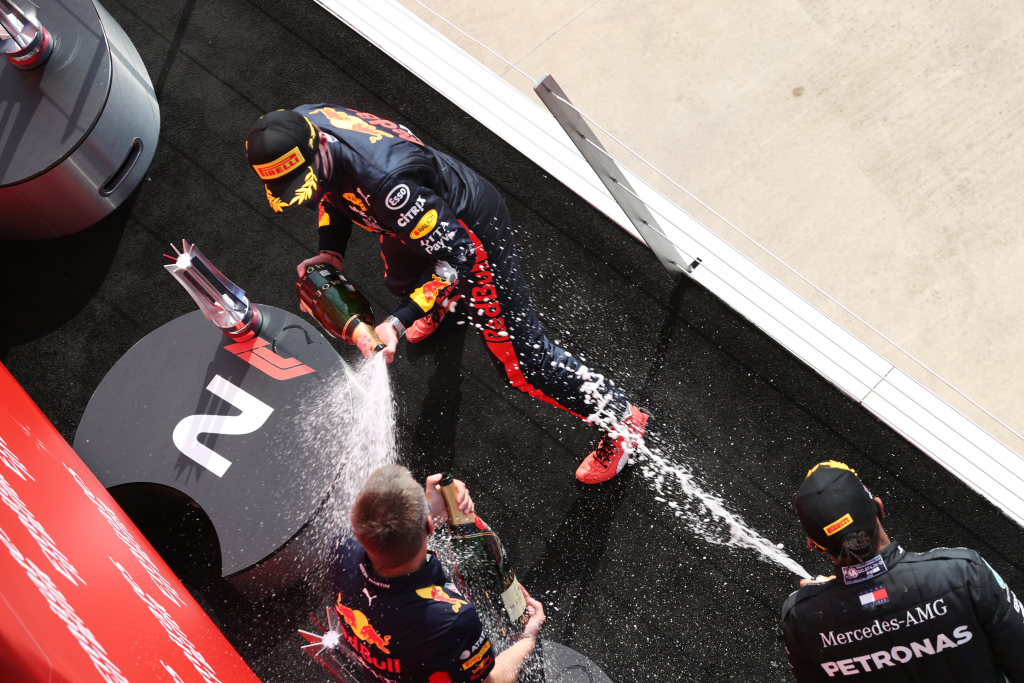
left=862, top=386, right=1024, bottom=528
left=320, top=0, right=892, bottom=400
left=324, top=0, right=632, bottom=230
left=315, top=0, right=1023, bottom=525
left=880, top=370, right=1024, bottom=486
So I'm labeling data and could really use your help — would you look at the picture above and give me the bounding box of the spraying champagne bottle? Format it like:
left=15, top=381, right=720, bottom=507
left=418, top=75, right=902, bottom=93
left=439, top=473, right=528, bottom=640
left=296, top=263, right=385, bottom=352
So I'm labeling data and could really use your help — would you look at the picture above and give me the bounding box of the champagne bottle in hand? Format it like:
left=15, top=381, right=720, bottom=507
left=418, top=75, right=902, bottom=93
left=296, top=263, right=385, bottom=352
left=439, top=473, right=528, bottom=640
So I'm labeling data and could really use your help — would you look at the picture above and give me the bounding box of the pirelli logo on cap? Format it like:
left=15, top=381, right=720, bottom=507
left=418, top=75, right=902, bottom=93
left=825, top=513, right=853, bottom=537
left=253, top=147, right=305, bottom=179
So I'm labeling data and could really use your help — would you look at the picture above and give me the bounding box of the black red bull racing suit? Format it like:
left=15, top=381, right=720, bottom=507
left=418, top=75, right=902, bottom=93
left=781, top=542, right=1024, bottom=681
left=330, top=541, right=494, bottom=683
left=297, top=104, right=627, bottom=422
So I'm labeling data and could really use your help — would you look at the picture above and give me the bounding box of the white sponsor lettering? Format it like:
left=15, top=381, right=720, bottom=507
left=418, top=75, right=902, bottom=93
left=0, top=435, right=33, bottom=481
left=0, top=526, right=127, bottom=683
left=820, top=626, right=973, bottom=676
left=1000, top=579, right=1024, bottom=617
left=359, top=561, right=391, bottom=589
left=113, top=559, right=221, bottom=683
left=345, top=201, right=385, bottom=232
left=819, top=599, right=947, bottom=648
left=0, top=471, right=84, bottom=585
left=172, top=375, right=273, bottom=477
left=420, top=223, right=456, bottom=254
left=841, top=555, right=888, bottom=585
left=396, top=196, right=426, bottom=228
left=64, top=463, right=186, bottom=607
left=385, top=184, right=410, bottom=210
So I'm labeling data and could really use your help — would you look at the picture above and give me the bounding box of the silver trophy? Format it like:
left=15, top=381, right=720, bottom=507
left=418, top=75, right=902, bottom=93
left=0, top=0, right=54, bottom=69
left=163, top=240, right=262, bottom=341
left=298, top=607, right=365, bottom=683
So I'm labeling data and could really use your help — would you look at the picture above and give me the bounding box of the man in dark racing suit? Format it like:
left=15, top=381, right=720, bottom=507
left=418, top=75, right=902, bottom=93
left=781, top=460, right=1024, bottom=681
left=330, top=465, right=545, bottom=683
left=245, top=106, right=649, bottom=484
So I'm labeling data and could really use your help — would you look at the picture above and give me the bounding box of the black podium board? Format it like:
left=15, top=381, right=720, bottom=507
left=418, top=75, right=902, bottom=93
left=74, top=305, right=354, bottom=595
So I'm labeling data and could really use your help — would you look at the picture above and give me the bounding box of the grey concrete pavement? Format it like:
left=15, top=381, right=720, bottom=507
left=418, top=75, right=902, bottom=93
left=397, top=0, right=1024, bottom=454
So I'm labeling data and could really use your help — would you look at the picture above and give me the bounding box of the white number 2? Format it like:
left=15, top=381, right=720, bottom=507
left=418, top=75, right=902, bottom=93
left=171, top=375, right=273, bottom=477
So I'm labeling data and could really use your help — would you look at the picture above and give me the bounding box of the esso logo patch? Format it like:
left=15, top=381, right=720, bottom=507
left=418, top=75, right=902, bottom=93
left=385, top=184, right=410, bottom=210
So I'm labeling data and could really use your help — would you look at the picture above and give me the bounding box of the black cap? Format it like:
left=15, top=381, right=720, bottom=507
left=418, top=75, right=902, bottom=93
left=795, top=461, right=878, bottom=555
left=246, top=110, right=319, bottom=213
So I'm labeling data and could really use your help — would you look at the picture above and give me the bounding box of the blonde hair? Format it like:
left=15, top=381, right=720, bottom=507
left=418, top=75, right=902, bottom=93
left=351, top=465, right=428, bottom=569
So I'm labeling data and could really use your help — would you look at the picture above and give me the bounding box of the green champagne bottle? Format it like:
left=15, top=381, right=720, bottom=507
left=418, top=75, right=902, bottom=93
left=439, top=473, right=529, bottom=641
left=295, top=263, right=385, bottom=352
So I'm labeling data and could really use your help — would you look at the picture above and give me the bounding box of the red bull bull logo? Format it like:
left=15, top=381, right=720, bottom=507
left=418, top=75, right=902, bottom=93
left=415, top=584, right=468, bottom=613
left=469, top=655, right=493, bottom=681
left=309, top=107, right=394, bottom=143
left=353, top=110, right=424, bottom=146
left=335, top=598, right=392, bottom=654
left=411, top=275, right=451, bottom=312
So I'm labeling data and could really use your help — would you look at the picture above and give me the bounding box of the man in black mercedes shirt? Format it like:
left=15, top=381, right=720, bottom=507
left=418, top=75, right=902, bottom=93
left=245, top=106, right=650, bottom=484
left=330, top=465, right=545, bottom=683
left=781, top=460, right=1024, bottom=681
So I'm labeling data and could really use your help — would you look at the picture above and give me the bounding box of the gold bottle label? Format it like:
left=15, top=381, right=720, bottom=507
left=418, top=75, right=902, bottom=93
left=500, top=576, right=527, bottom=621
left=440, top=482, right=476, bottom=526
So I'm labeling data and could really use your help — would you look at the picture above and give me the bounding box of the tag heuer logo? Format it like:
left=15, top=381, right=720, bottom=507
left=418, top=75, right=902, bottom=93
left=385, top=184, right=410, bottom=210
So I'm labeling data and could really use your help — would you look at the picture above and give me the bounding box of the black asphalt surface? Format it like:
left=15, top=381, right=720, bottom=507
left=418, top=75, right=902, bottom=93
left=3, top=0, right=1024, bottom=681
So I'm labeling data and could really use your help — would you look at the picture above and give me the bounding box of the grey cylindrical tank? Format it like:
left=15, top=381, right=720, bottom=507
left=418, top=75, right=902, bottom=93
left=0, top=0, right=159, bottom=239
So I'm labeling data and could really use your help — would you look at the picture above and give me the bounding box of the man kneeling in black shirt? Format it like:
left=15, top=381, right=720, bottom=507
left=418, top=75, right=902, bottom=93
left=781, top=460, right=1024, bottom=681
left=330, top=465, right=545, bottom=683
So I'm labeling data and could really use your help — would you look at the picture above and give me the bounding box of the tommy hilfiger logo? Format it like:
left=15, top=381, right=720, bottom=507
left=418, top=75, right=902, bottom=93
left=859, top=585, right=889, bottom=608
left=224, top=337, right=313, bottom=380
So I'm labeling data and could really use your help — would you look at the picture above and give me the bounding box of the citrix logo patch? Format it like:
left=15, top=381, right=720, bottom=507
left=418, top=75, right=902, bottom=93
left=396, top=196, right=426, bottom=228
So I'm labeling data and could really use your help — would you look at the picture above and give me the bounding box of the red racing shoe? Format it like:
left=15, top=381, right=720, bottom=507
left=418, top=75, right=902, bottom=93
left=575, top=404, right=650, bottom=484
left=407, top=294, right=461, bottom=343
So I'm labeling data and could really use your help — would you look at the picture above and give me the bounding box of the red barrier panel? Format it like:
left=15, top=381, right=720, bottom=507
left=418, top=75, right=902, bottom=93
left=0, top=362, right=262, bottom=683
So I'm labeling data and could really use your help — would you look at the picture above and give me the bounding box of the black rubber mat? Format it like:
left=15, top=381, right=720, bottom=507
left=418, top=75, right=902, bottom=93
left=2, top=0, right=1024, bottom=681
